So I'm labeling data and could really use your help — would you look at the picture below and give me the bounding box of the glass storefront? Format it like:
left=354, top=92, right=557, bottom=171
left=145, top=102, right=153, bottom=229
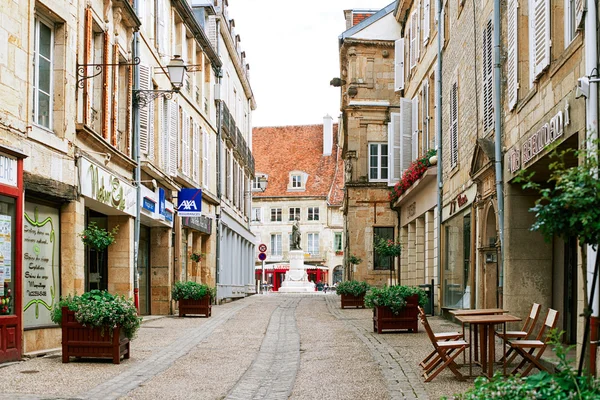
left=443, top=211, right=472, bottom=308
left=0, top=195, right=15, bottom=316
left=85, top=210, right=109, bottom=291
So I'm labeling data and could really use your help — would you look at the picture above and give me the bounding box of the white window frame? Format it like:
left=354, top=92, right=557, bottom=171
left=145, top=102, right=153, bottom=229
left=334, top=232, right=343, bottom=252
left=307, top=207, right=320, bottom=221
left=270, top=234, right=282, bottom=256
left=368, top=142, right=389, bottom=182
left=421, top=80, right=430, bottom=153
left=33, top=16, right=54, bottom=130
left=291, top=175, right=302, bottom=188
left=289, top=207, right=300, bottom=221
left=270, top=208, right=282, bottom=222
left=307, top=233, right=319, bottom=256
left=251, top=207, right=262, bottom=222
left=565, top=0, right=577, bottom=46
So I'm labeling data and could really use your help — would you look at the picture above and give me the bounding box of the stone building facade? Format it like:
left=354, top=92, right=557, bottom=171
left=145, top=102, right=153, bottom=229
left=251, top=120, right=344, bottom=289
left=337, top=4, right=403, bottom=286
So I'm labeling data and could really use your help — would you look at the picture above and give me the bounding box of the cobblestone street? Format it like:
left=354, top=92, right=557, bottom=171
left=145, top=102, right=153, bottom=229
left=0, top=294, right=473, bottom=400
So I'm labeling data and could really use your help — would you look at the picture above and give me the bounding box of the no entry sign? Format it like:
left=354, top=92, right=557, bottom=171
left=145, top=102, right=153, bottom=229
left=258, top=243, right=267, bottom=252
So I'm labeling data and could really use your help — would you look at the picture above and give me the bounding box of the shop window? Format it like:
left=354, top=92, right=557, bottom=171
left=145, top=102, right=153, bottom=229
left=308, top=207, right=319, bottom=221
left=270, top=208, right=282, bottom=222
left=289, top=207, right=300, bottom=221
left=307, top=233, right=319, bottom=256
left=270, top=234, right=282, bottom=256
left=0, top=196, right=15, bottom=317
left=443, top=212, right=471, bottom=308
left=373, top=227, right=394, bottom=270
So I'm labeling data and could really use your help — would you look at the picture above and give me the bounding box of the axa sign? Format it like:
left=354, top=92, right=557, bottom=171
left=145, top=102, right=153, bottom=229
left=177, top=188, right=203, bottom=217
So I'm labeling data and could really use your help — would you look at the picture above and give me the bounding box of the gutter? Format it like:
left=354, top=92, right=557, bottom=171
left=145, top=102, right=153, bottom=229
left=435, top=0, right=443, bottom=314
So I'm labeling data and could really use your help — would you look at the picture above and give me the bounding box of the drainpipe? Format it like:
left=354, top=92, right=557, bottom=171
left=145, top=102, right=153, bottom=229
left=215, top=18, right=222, bottom=300
left=435, top=0, right=444, bottom=314
left=132, top=0, right=141, bottom=312
left=493, top=0, right=505, bottom=299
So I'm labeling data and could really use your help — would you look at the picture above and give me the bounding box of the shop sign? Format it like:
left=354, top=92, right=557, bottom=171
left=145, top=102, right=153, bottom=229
left=164, top=206, right=173, bottom=222
left=79, top=157, right=136, bottom=216
left=508, top=103, right=570, bottom=174
left=182, top=215, right=212, bottom=235
left=23, top=203, right=60, bottom=328
left=158, top=188, right=166, bottom=216
left=0, top=152, right=17, bottom=187
left=177, top=188, right=202, bottom=217
left=142, top=197, right=156, bottom=213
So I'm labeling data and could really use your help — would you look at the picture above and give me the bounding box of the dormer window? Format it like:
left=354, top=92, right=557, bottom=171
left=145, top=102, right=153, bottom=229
left=288, top=171, right=307, bottom=191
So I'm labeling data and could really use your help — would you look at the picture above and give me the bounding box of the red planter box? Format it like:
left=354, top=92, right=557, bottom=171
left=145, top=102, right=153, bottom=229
left=340, top=293, right=366, bottom=309
left=61, top=307, right=130, bottom=364
left=178, top=296, right=212, bottom=317
left=372, top=294, right=419, bottom=333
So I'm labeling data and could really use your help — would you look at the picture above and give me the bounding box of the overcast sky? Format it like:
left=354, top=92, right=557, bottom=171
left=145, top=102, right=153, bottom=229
left=227, top=1, right=394, bottom=127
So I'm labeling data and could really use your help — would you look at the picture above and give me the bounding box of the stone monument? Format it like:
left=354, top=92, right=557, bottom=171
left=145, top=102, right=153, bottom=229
left=279, top=218, right=316, bottom=293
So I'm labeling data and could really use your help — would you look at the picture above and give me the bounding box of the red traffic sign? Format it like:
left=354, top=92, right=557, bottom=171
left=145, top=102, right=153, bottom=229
left=258, top=244, right=267, bottom=252
left=258, top=252, right=267, bottom=261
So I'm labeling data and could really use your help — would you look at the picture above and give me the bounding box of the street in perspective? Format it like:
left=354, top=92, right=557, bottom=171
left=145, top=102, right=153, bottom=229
left=1, top=0, right=600, bottom=399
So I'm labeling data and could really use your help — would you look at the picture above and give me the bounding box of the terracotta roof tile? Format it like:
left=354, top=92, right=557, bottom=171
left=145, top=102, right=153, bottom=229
left=353, top=12, right=376, bottom=27
left=252, top=124, right=344, bottom=205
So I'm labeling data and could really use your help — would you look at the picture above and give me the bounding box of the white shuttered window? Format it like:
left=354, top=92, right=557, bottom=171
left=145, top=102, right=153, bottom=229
left=139, top=64, right=151, bottom=154
left=423, top=0, right=431, bottom=43
left=422, top=80, right=430, bottom=152
left=399, top=98, right=413, bottom=174
left=192, top=123, right=200, bottom=182
left=394, top=39, right=405, bottom=91
left=160, top=98, right=169, bottom=171
left=450, top=81, right=458, bottom=168
left=181, top=110, right=190, bottom=176
left=387, top=112, right=402, bottom=186
left=507, top=0, right=519, bottom=110
left=203, top=128, right=210, bottom=188
left=529, top=0, right=551, bottom=83
left=483, top=20, right=494, bottom=133
left=411, top=96, right=419, bottom=161
left=169, top=100, right=178, bottom=176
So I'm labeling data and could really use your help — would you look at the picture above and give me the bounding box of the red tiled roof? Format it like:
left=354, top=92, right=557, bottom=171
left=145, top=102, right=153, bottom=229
left=353, top=12, right=376, bottom=27
left=252, top=124, right=344, bottom=205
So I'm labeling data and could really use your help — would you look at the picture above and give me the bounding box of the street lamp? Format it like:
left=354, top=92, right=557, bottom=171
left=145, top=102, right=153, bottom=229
left=255, top=176, right=268, bottom=192
left=133, top=55, right=187, bottom=108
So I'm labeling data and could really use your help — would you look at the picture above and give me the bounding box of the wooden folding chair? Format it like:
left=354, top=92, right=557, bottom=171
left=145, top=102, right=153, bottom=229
left=496, top=303, right=541, bottom=363
left=509, top=308, right=559, bottom=376
left=418, top=306, right=469, bottom=382
left=417, top=307, right=464, bottom=370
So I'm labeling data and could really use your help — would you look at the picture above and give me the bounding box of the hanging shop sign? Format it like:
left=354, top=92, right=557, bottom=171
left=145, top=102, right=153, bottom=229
left=177, top=188, right=202, bottom=217
left=23, top=203, right=60, bottom=328
left=507, top=103, right=570, bottom=174
left=0, top=152, right=17, bottom=187
left=79, top=157, right=136, bottom=216
left=182, top=216, right=212, bottom=235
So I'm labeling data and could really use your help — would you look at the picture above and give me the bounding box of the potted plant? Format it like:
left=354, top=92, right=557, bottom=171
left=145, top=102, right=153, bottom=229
left=190, top=252, right=205, bottom=263
left=365, top=285, right=428, bottom=333
left=172, top=281, right=215, bottom=317
left=51, top=290, right=141, bottom=364
left=374, top=236, right=402, bottom=285
left=336, top=280, right=370, bottom=309
left=79, top=222, right=119, bottom=280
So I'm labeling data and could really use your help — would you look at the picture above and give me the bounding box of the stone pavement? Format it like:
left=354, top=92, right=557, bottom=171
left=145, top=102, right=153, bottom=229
left=0, top=294, right=477, bottom=400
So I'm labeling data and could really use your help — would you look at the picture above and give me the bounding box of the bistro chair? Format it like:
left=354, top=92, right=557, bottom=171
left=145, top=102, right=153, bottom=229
left=509, top=308, right=559, bottom=376
left=418, top=306, right=469, bottom=382
left=417, top=307, right=464, bottom=371
left=496, top=302, right=541, bottom=364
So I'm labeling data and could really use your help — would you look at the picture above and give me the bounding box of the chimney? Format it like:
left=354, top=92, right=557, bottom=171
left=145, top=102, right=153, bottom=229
left=343, top=10, right=353, bottom=30
left=323, top=115, right=333, bottom=156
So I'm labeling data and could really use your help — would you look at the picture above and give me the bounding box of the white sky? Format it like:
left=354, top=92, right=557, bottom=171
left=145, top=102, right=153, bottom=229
left=227, top=1, right=394, bottom=127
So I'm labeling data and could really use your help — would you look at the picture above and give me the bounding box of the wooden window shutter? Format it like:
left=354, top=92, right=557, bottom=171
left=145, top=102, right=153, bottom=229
left=399, top=98, right=413, bottom=173
left=394, top=39, right=405, bottom=91
left=126, top=65, right=133, bottom=157
left=160, top=97, right=169, bottom=171
left=482, top=20, right=494, bottom=133
left=84, top=8, right=93, bottom=125
left=423, top=0, right=431, bottom=43
left=147, top=95, right=155, bottom=160
left=203, top=128, right=210, bottom=188
left=102, top=31, right=110, bottom=139
left=416, top=1, right=421, bottom=60
left=181, top=110, right=190, bottom=176
left=411, top=96, right=419, bottom=161
left=387, top=112, right=402, bottom=186
left=410, top=13, right=417, bottom=69
left=193, top=123, right=200, bottom=182
left=440, top=1, right=446, bottom=46
left=422, top=80, right=430, bottom=151
left=530, top=0, right=550, bottom=82
left=507, top=0, right=518, bottom=110
left=450, top=81, right=458, bottom=168
left=138, top=64, right=150, bottom=155
left=169, top=100, right=178, bottom=177
left=111, top=44, right=118, bottom=147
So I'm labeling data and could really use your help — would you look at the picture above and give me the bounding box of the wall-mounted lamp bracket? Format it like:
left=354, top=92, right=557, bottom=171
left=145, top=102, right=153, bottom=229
left=133, top=90, right=176, bottom=108
left=77, top=57, right=140, bottom=88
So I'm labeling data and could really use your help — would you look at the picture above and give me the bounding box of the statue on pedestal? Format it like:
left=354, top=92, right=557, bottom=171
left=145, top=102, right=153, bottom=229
left=291, top=217, right=302, bottom=250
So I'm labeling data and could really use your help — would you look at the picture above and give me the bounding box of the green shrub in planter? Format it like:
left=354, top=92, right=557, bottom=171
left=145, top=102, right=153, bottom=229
left=448, top=331, right=600, bottom=400
left=335, top=280, right=370, bottom=297
left=51, top=290, right=141, bottom=340
left=364, top=285, right=428, bottom=315
left=172, top=281, right=216, bottom=302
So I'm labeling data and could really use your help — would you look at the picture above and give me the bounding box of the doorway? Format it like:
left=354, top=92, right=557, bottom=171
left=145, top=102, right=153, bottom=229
left=564, top=236, right=578, bottom=344
left=85, top=210, right=108, bottom=291
left=138, top=225, right=151, bottom=315
left=480, top=205, right=499, bottom=309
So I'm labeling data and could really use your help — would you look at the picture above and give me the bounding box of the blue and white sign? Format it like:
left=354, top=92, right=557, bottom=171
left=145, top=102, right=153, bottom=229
left=158, top=188, right=166, bottom=216
left=177, top=188, right=202, bottom=217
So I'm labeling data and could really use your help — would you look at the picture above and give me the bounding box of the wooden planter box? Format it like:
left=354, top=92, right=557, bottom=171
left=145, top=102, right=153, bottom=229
left=178, top=295, right=212, bottom=317
left=340, top=293, right=366, bottom=309
left=373, top=294, right=419, bottom=333
left=61, top=307, right=130, bottom=364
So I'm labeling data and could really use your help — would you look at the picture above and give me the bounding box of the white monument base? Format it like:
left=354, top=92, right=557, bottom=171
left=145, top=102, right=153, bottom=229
left=278, top=250, right=316, bottom=293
